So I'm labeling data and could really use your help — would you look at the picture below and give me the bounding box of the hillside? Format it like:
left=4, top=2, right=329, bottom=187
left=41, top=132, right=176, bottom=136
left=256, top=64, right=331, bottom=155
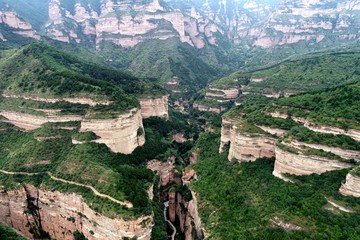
left=191, top=76, right=360, bottom=238
left=0, top=42, right=172, bottom=239
left=207, top=51, right=360, bottom=99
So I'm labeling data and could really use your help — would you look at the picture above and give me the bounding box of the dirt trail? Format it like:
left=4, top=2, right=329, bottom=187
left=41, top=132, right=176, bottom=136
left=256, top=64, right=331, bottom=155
left=0, top=169, right=133, bottom=208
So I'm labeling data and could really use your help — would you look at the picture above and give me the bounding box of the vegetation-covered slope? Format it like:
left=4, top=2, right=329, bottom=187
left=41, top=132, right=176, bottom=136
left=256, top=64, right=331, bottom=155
left=210, top=51, right=360, bottom=96
left=192, top=132, right=360, bottom=239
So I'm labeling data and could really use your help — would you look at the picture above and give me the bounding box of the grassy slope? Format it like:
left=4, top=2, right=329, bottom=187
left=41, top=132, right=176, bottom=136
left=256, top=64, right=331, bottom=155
left=0, top=42, right=165, bottom=102
left=211, top=51, right=360, bottom=94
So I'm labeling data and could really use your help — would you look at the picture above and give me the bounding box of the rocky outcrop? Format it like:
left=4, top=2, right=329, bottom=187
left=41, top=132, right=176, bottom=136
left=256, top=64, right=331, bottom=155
left=0, top=108, right=144, bottom=154
left=0, top=111, right=82, bottom=131
left=228, top=133, right=276, bottom=162
left=147, top=159, right=175, bottom=186
left=81, top=109, right=145, bottom=154
left=193, top=103, right=227, bottom=114
left=273, top=146, right=353, bottom=178
left=205, top=88, right=239, bottom=100
left=268, top=111, right=360, bottom=142
left=219, top=118, right=236, bottom=153
left=139, top=95, right=169, bottom=120
left=286, top=140, right=360, bottom=162
left=252, top=0, right=360, bottom=48
left=0, top=184, right=152, bottom=240
left=0, top=11, right=40, bottom=40
left=340, top=173, right=360, bottom=198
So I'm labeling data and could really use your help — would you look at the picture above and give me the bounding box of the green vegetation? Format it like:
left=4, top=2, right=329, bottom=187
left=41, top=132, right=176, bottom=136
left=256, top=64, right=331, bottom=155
left=0, top=43, right=167, bottom=115
left=0, top=224, right=25, bottom=240
left=287, top=126, right=360, bottom=151
left=239, top=52, right=360, bottom=95
left=192, top=132, right=360, bottom=239
left=150, top=176, right=167, bottom=240
left=270, top=80, right=360, bottom=130
left=99, top=38, right=245, bottom=95
left=234, top=120, right=268, bottom=135
left=72, top=131, right=99, bottom=142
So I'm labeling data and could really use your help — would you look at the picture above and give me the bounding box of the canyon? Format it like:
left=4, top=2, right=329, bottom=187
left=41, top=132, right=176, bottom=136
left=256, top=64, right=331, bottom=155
left=147, top=159, right=203, bottom=240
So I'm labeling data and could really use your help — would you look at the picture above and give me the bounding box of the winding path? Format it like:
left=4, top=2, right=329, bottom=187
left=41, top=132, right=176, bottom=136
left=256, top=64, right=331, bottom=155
left=0, top=169, right=133, bottom=208
left=164, top=201, right=176, bottom=240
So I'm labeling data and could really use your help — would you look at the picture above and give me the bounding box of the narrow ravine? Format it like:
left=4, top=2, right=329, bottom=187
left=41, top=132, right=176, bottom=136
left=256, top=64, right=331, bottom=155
left=164, top=201, right=176, bottom=240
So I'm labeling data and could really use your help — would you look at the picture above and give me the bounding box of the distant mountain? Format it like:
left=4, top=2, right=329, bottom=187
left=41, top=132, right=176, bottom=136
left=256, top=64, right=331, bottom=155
left=0, top=0, right=358, bottom=49
left=0, top=0, right=359, bottom=93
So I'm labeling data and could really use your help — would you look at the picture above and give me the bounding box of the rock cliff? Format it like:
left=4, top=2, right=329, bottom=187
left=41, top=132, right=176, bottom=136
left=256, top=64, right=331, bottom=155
left=0, top=11, right=40, bottom=41
left=0, top=111, right=82, bottom=131
left=139, top=95, right=169, bottom=120
left=339, top=172, right=360, bottom=198
left=273, top=146, right=353, bottom=179
left=205, top=88, right=240, bottom=101
left=2, top=0, right=360, bottom=49
left=0, top=184, right=152, bottom=240
left=81, top=109, right=145, bottom=154
left=0, top=105, right=145, bottom=155
left=228, top=133, right=276, bottom=162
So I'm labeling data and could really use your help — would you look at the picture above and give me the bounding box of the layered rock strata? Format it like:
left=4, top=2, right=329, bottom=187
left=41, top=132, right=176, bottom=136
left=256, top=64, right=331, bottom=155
left=205, top=88, right=239, bottom=100
left=339, top=173, right=360, bottom=198
left=81, top=109, right=145, bottom=154
left=0, top=111, right=82, bottom=131
left=273, top=146, right=353, bottom=178
left=228, top=133, right=276, bottom=162
left=0, top=11, right=40, bottom=40
left=139, top=95, right=169, bottom=120
left=193, top=103, right=226, bottom=114
left=0, top=184, right=152, bottom=240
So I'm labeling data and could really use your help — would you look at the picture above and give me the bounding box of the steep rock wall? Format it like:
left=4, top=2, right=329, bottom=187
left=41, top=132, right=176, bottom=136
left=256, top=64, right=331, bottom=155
left=139, top=95, right=169, bottom=120
left=0, top=184, right=152, bottom=240
left=228, top=133, right=276, bottom=162
left=219, top=118, right=236, bottom=153
left=340, top=173, right=360, bottom=198
left=205, top=88, right=239, bottom=100
left=193, top=103, right=226, bottom=114
left=0, top=11, right=40, bottom=40
left=81, top=109, right=145, bottom=154
left=273, top=147, right=353, bottom=178
left=287, top=140, right=360, bottom=162
left=0, top=111, right=82, bottom=131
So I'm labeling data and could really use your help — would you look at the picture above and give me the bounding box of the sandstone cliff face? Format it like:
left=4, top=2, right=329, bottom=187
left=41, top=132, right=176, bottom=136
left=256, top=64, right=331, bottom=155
left=3, top=0, right=360, bottom=49
left=0, top=111, right=82, bottom=131
left=139, top=95, right=169, bottom=120
left=268, top=111, right=360, bottom=142
left=219, top=118, right=236, bottom=153
left=228, top=133, right=276, bottom=162
left=340, top=173, right=360, bottom=198
left=0, top=184, right=152, bottom=240
left=287, top=140, right=360, bottom=162
left=273, top=146, right=353, bottom=179
left=0, top=11, right=40, bottom=40
left=252, top=0, right=360, bottom=48
left=81, top=109, right=145, bottom=154
left=0, top=95, right=145, bottom=154
left=205, top=88, right=240, bottom=101
left=193, top=103, right=227, bottom=114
